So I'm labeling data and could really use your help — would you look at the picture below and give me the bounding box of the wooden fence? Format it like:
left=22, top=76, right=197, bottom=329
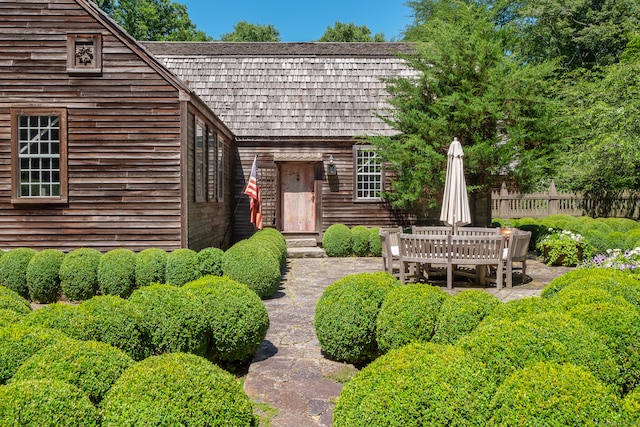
left=491, top=181, right=640, bottom=219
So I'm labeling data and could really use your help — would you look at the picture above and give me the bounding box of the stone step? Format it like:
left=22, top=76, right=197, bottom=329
left=285, top=238, right=318, bottom=248
left=287, top=246, right=326, bottom=258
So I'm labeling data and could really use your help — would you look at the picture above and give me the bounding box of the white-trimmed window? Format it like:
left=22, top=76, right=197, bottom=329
left=11, top=108, right=67, bottom=204
left=206, top=127, right=216, bottom=201
left=354, top=146, right=383, bottom=201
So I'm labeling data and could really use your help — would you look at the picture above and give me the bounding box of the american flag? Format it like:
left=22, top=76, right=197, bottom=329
left=243, top=155, right=263, bottom=229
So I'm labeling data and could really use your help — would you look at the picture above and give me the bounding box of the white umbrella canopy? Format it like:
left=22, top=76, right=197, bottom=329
left=439, top=137, right=471, bottom=229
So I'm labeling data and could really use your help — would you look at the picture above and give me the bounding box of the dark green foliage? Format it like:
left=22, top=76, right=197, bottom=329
left=98, top=248, right=137, bottom=297
left=183, top=276, right=269, bottom=364
left=11, top=339, right=133, bottom=404
left=134, top=247, right=166, bottom=287
left=0, top=285, right=31, bottom=315
left=512, top=220, right=547, bottom=251
left=315, top=272, right=400, bottom=364
left=322, top=224, right=352, bottom=257
left=432, top=290, right=501, bottom=345
left=334, top=342, right=496, bottom=427
left=457, top=312, right=620, bottom=391
left=101, top=352, right=258, bottom=427
left=0, top=248, right=37, bottom=300
left=60, top=248, right=102, bottom=302
left=20, top=302, right=98, bottom=341
left=26, top=249, right=65, bottom=304
left=368, top=226, right=382, bottom=256
left=351, top=225, right=371, bottom=257
left=196, top=247, right=224, bottom=277
left=376, top=284, right=448, bottom=353
left=222, top=240, right=281, bottom=298
left=489, top=362, right=624, bottom=426
left=0, top=379, right=99, bottom=427
left=127, top=284, right=207, bottom=356
left=165, top=248, right=199, bottom=286
left=78, top=295, right=149, bottom=361
left=0, top=325, right=68, bottom=384
left=0, top=308, right=23, bottom=325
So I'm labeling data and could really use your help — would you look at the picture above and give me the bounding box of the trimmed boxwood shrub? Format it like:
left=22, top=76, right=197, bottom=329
left=165, top=248, right=200, bottom=286
left=20, top=302, right=98, bottom=341
left=334, top=342, right=496, bottom=427
left=223, top=239, right=281, bottom=298
left=127, top=284, right=207, bottom=357
left=251, top=228, right=287, bottom=267
left=0, top=285, right=32, bottom=315
left=376, top=284, right=448, bottom=353
left=488, top=362, right=624, bottom=426
left=134, top=247, right=166, bottom=288
left=477, top=296, right=552, bottom=327
left=60, top=248, right=102, bottom=302
left=98, top=248, right=137, bottom=297
left=623, top=387, right=640, bottom=424
left=11, top=339, right=133, bottom=404
left=0, top=379, right=99, bottom=427
left=0, top=308, right=23, bottom=325
left=196, top=247, right=224, bottom=277
left=315, top=272, right=400, bottom=364
left=101, top=352, right=257, bottom=427
left=78, top=295, right=148, bottom=361
left=432, top=289, right=501, bottom=345
left=183, top=276, right=269, bottom=364
left=351, top=225, right=371, bottom=257
left=0, top=248, right=37, bottom=300
left=457, top=312, right=620, bottom=391
left=26, top=249, right=65, bottom=304
left=0, top=325, right=68, bottom=384
left=368, top=226, right=382, bottom=256
left=322, top=224, right=352, bottom=257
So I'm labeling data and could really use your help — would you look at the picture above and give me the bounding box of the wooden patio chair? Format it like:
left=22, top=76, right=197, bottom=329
left=502, top=230, right=531, bottom=288
left=455, top=226, right=501, bottom=236
left=411, top=226, right=452, bottom=236
left=379, top=227, right=402, bottom=278
left=398, top=233, right=450, bottom=285
left=449, top=235, right=506, bottom=290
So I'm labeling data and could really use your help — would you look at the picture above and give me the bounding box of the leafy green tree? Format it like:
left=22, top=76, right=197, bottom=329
left=318, top=22, right=385, bottom=42
left=555, top=38, right=640, bottom=217
left=371, top=0, right=560, bottom=218
left=97, top=0, right=211, bottom=41
left=220, top=21, right=281, bottom=42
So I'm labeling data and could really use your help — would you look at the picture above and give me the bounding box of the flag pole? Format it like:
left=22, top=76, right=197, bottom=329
left=220, top=154, right=258, bottom=246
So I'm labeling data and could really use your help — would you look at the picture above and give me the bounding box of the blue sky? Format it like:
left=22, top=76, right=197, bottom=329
left=180, top=0, right=414, bottom=42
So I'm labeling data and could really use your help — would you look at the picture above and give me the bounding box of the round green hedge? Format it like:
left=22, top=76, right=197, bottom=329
left=457, top=312, right=620, bottom=391
left=0, top=325, right=68, bottom=384
left=11, top=339, right=133, bottom=404
left=0, top=285, right=32, bottom=315
left=250, top=228, right=287, bottom=267
left=183, top=276, right=269, bottom=364
left=376, top=284, right=448, bottom=353
left=26, top=249, right=65, bottom=304
left=101, top=352, right=257, bottom=427
left=488, top=362, right=624, bottom=426
left=134, top=247, right=166, bottom=288
left=623, top=386, right=640, bottom=425
left=322, top=224, right=353, bottom=257
left=368, top=226, right=382, bottom=256
left=334, top=342, right=496, bottom=427
left=431, top=289, right=501, bottom=345
left=127, top=284, right=207, bottom=357
left=165, top=248, right=200, bottom=287
left=222, top=239, right=281, bottom=298
left=196, top=247, right=224, bottom=277
left=477, top=296, right=552, bottom=328
left=0, top=248, right=37, bottom=300
left=0, top=308, right=23, bottom=325
left=60, top=248, right=102, bottom=302
left=351, top=225, right=371, bottom=257
left=315, top=272, right=400, bottom=364
left=0, top=379, right=99, bottom=427
left=20, top=302, right=98, bottom=341
left=77, top=295, right=148, bottom=361
left=98, top=248, right=137, bottom=298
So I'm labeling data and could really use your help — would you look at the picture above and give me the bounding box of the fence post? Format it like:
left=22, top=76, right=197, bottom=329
left=548, top=180, right=559, bottom=216
left=499, top=182, right=510, bottom=218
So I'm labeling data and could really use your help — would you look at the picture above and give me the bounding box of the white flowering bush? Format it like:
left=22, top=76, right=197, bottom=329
left=537, top=229, right=596, bottom=266
left=583, top=247, right=640, bottom=273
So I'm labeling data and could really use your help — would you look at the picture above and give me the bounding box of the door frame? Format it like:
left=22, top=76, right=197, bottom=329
left=276, top=161, right=323, bottom=235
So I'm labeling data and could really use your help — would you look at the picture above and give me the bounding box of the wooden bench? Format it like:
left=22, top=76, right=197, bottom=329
left=398, top=233, right=450, bottom=285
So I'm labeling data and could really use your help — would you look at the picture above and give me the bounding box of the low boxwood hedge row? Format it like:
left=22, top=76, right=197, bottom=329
left=98, top=248, right=137, bottom=298
left=134, top=247, right=166, bottom=288
left=0, top=248, right=37, bottom=300
left=165, top=248, right=200, bottom=287
left=26, top=249, right=65, bottom=304
left=0, top=285, right=31, bottom=315
left=59, top=248, right=102, bottom=302
left=223, top=239, right=281, bottom=299
left=20, top=302, right=98, bottom=341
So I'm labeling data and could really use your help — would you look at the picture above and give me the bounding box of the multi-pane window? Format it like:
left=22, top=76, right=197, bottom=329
left=217, top=135, right=224, bottom=201
left=12, top=109, right=67, bottom=203
left=194, top=118, right=205, bottom=202
left=207, top=128, right=216, bottom=201
left=354, top=146, right=383, bottom=201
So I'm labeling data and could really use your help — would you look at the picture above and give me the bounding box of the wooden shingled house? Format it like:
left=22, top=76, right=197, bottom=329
left=144, top=42, right=417, bottom=242
left=0, top=0, right=235, bottom=252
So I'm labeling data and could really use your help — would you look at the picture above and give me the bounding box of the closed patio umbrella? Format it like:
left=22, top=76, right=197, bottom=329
left=440, top=137, right=471, bottom=230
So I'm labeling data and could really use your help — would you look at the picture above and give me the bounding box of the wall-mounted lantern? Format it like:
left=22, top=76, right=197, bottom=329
left=327, top=155, right=337, bottom=176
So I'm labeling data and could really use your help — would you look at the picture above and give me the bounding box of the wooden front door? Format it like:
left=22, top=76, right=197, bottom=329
left=281, top=163, right=316, bottom=232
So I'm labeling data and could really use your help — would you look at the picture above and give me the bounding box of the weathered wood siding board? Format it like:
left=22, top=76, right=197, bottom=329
left=0, top=0, right=188, bottom=252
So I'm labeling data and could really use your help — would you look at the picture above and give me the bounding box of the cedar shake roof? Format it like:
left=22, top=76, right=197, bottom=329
left=142, top=42, right=418, bottom=138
